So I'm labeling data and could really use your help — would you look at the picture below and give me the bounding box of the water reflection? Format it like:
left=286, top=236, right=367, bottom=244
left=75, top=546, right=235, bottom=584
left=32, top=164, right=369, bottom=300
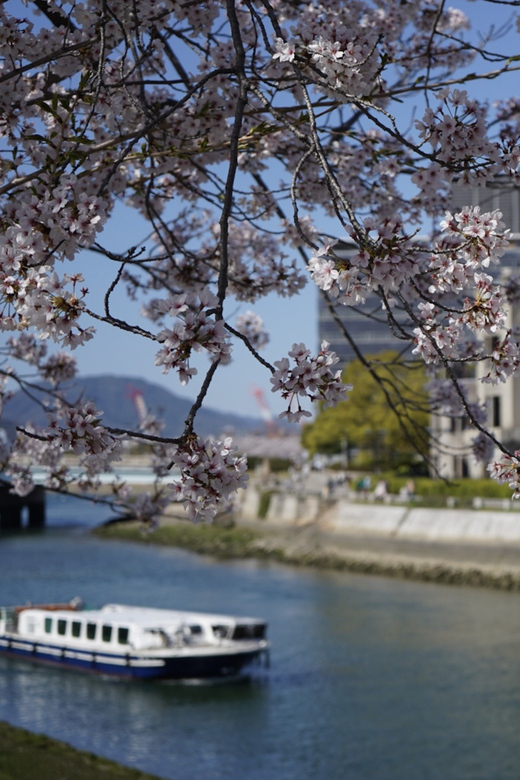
left=0, top=655, right=270, bottom=766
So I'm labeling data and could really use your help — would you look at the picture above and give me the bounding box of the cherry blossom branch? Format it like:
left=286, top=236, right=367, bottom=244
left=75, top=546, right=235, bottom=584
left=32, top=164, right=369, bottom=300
left=2, top=0, right=520, bottom=518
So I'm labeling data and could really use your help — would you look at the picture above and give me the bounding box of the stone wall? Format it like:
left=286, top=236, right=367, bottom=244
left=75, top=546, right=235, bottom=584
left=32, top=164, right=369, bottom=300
left=239, top=487, right=520, bottom=545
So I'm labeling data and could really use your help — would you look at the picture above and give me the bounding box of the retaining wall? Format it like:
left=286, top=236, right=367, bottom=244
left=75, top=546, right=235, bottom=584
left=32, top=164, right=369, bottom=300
left=240, top=487, right=520, bottom=545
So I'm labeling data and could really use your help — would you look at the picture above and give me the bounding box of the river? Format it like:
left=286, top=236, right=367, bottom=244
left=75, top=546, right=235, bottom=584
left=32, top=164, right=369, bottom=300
left=1, top=494, right=519, bottom=779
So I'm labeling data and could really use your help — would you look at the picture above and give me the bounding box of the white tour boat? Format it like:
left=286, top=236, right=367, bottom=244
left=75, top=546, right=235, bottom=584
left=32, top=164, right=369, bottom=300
left=0, top=599, right=270, bottom=680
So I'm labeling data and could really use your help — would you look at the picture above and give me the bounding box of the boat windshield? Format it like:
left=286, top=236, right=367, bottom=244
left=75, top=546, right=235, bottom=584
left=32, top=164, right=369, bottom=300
left=231, top=624, right=266, bottom=640
left=212, top=624, right=231, bottom=639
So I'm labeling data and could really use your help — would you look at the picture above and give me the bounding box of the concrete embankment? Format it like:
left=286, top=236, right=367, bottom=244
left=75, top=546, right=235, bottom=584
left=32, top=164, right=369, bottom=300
left=232, top=484, right=520, bottom=590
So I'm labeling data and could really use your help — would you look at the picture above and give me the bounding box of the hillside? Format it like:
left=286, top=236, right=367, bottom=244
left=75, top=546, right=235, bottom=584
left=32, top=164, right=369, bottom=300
left=2, top=375, right=265, bottom=440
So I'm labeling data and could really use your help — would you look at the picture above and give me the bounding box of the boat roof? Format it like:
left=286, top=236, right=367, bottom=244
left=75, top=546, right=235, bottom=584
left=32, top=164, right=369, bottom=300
left=19, top=603, right=265, bottom=628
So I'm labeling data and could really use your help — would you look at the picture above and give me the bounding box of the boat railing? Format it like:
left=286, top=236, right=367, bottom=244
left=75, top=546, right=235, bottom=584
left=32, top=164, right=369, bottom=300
left=14, top=599, right=83, bottom=614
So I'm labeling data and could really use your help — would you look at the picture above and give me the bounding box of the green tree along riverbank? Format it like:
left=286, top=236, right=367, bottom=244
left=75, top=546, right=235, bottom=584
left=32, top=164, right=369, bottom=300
left=94, top=519, right=520, bottom=592
left=0, top=721, right=164, bottom=780
left=301, top=351, right=430, bottom=471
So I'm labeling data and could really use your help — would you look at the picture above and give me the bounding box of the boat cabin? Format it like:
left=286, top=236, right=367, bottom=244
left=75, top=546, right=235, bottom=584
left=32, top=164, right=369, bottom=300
left=0, top=603, right=267, bottom=651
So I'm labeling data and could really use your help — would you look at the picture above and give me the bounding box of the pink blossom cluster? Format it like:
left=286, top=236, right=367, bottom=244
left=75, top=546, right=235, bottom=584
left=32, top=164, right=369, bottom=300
left=168, top=436, right=248, bottom=523
left=45, top=401, right=122, bottom=477
left=235, top=311, right=269, bottom=351
left=305, top=31, right=380, bottom=98
left=6, top=333, right=47, bottom=366
left=472, top=432, right=496, bottom=465
left=504, top=275, right=520, bottom=304
left=309, top=222, right=423, bottom=305
left=413, top=206, right=513, bottom=367
left=6, top=396, right=128, bottom=499
left=0, top=194, right=99, bottom=344
left=8, top=425, right=66, bottom=496
left=428, top=379, right=487, bottom=426
left=488, top=453, right=520, bottom=498
left=437, top=207, right=510, bottom=269
left=208, top=222, right=307, bottom=302
left=154, top=290, right=232, bottom=384
left=428, top=378, right=493, bottom=463
left=39, top=352, right=78, bottom=387
left=461, top=273, right=506, bottom=333
left=272, top=9, right=423, bottom=99
left=127, top=491, right=171, bottom=529
left=5, top=333, right=77, bottom=386
left=414, top=89, right=520, bottom=188
left=412, top=306, right=476, bottom=366
left=482, top=328, right=520, bottom=384
left=270, top=342, right=351, bottom=422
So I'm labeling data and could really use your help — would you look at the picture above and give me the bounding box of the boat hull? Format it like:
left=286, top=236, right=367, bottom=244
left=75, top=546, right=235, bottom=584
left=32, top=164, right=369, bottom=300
left=0, top=636, right=266, bottom=680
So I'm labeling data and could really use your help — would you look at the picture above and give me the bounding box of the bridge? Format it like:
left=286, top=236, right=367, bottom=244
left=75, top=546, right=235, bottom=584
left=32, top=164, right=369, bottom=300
left=0, top=483, right=45, bottom=530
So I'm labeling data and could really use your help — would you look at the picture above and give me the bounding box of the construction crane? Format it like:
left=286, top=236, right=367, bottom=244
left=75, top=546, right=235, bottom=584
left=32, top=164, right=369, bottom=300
left=126, top=384, right=148, bottom=427
left=250, top=385, right=277, bottom=436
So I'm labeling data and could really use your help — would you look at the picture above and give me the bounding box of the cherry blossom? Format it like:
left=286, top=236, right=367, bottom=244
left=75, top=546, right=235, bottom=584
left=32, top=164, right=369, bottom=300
left=153, top=290, right=232, bottom=384
left=488, top=453, right=520, bottom=498
left=235, top=311, right=270, bottom=351
left=168, top=435, right=248, bottom=523
left=270, top=341, right=351, bottom=422
left=0, top=0, right=519, bottom=517
left=273, top=38, right=296, bottom=63
left=472, top=432, right=496, bottom=465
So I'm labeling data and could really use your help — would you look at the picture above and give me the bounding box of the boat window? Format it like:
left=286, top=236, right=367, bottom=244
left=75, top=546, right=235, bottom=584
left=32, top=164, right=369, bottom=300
left=232, top=624, right=266, bottom=640
left=102, top=624, right=112, bottom=642
left=57, top=619, right=67, bottom=636
left=86, top=623, right=97, bottom=640
left=44, top=617, right=53, bottom=634
left=117, top=627, right=129, bottom=645
left=71, top=621, right=82, bottom=638
left=212, top=625, right=230, bottom=639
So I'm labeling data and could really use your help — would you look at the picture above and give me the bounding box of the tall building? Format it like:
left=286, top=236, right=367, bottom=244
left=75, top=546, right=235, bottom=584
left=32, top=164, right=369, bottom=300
left=433, top=184, right=520, bottom=477
left=317, top=181, right=520, bottom=478
left=317, top=240, right=409, bottom=366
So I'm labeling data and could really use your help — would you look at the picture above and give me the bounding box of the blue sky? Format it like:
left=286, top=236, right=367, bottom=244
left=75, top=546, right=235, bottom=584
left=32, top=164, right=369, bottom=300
left=73, top=204, right=321, bottom=420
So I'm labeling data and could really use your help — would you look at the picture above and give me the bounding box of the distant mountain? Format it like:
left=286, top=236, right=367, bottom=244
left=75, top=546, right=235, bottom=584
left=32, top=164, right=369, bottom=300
left=2, top=374, right=265, bottom=439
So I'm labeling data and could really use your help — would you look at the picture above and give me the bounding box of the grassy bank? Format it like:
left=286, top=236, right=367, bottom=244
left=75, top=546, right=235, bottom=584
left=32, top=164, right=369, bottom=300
left=0, top=721, right=164, bottom=780
left=96, top=518, right=360, bottom=570
left=95, top=520, right=279, bottom=560
left=94, top=520, right=292, bottom=560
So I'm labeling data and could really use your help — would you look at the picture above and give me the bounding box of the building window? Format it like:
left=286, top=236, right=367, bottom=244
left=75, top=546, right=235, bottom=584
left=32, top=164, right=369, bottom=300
left=492, top=396, right=501, bottom=427
left=450, top=417, right=468, bottom=432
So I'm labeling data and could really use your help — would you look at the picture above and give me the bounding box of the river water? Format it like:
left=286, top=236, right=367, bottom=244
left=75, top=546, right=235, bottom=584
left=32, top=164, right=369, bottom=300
left=1, top=495, right=520, bottom=779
